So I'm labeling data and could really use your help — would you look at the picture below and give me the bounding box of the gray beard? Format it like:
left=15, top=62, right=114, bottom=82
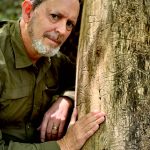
left=32, top=39, right=60, bottom=57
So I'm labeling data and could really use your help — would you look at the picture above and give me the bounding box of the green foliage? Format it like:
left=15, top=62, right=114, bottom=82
left=0, top=0, right=22, bottom=20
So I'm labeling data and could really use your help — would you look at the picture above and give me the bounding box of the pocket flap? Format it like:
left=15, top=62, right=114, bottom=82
left=2, top=85, right=32, bottom=99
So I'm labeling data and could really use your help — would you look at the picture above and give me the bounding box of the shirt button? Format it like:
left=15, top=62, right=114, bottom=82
left=27, top=124, right=30, bottom=129
left=34, top=105, right=39, bottom=110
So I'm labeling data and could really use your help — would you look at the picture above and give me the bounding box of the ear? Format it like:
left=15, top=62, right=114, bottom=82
left=22, top=0, right=33, bottom=22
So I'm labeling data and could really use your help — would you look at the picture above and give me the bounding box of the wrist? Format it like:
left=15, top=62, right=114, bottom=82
left=57, top=127, right=78, bottom=150
left=59, top=96, right=74, bottom=109
left=57, top=139, right=70, bottom=150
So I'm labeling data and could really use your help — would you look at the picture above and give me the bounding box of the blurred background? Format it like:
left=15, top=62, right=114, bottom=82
left=0, top=0, right=83, bottom=63
left=0, top=0, right=22, bottom=20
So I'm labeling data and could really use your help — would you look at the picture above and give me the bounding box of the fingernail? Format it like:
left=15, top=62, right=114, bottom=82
left=93, top=110, right=100, bottom=113
left=99, top=112, right=106, bottom=116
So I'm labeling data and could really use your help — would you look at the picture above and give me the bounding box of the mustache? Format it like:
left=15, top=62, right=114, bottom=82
left=43, top=31, right=63, bottom=45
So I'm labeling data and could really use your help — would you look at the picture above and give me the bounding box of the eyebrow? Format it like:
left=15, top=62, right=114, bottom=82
left=50, top=10, right=77, bottom=25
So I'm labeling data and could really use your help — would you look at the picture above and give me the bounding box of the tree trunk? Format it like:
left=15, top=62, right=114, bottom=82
left=76, top=0, right=150, bottom=149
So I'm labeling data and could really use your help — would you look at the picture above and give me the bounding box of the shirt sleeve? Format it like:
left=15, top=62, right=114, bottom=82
left=49, top=53, right=76, bottom=105
left=61, top=91, right=75, bottom=101
left=59, top=55, right=76, bottom=99
left=0, top=48, right=6, bottom=95
left=0, top=130, right=60, bottom=150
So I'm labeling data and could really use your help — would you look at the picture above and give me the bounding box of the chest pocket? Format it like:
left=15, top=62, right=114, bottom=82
left=1, top=85, right=32, bottom=99
left=0, top=85, right=33, bottom=123
left=0, top=85, right=33, bottom=111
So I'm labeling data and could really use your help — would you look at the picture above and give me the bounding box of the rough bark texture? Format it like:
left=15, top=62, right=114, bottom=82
left=76, top=0, right=150, bottom=149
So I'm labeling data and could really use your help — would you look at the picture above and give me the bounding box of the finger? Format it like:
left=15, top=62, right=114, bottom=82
left=92, top=112, right=106, bottom=125
left=40, top=115, right=49, bottom=142
left=69, top=108, right=78, bottom=126
left=46, top=119, right=59, bottom=140
left=96, top=115, right=106, bottom=125
left=51, top=122, right=60, bottom=140
left=75, top=112, right=104, bottom=133
left=84, top=123, right=100, bottom=140
left=79, top=115, right=105, bottom=143
left=79, top=112, right=105, bottom=127
left=46, top=118, right=60, bottom=140
left=51, top=129, right=58, bottom=140
left=83, top=116, right=105, bottom=133
left=58, top=119, right=65, bottom=139
left=46, top=120, right=53, bottom=140
left=37, top=125, right=41, bottom=131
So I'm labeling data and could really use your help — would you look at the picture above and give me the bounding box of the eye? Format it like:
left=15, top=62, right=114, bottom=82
left=66, top=21, right=74, bottom=31
left=49, top=14, right=60, bottom=22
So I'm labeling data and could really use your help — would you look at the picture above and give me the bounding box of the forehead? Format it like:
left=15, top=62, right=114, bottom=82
left=40, top=0, right=80, bottom=20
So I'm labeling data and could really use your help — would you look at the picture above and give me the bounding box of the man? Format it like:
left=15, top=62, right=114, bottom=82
left=0, top=0, right=106, bottom=149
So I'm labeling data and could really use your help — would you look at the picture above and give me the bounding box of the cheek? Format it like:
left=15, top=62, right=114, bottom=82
left=37, top=22, right=52, bottom=37
left=29, top=23, right=43, bottom=38
left=63, top=31, right=71, bottom=42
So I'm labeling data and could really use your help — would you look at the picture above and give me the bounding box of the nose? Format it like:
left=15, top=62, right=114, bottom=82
left=56, top=21, right=67, bottom=35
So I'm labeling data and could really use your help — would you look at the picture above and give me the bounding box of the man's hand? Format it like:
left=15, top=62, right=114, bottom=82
left=57, top=108, right=106, bottom=150
left=38, top=97, right=73, bottom=142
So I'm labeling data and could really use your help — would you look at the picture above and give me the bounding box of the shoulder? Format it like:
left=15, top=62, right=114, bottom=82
left=0, top=20, right=14, bottom=52
left=0, top=48, right=7, bottom=93
left=49, top=52, right=75, bottom=76
left=0, top=20, right=8, bottom=28
left=0, top=47, right=6, bottom=72
left=51, top=51, right=75, bottom=67
left=0, top=20, right=17, bottom=61
left=0, top=20, right=16, bottom=33
left=51, top=52, right=76, bottom=76
left=0, top=21, right=9, bottom=75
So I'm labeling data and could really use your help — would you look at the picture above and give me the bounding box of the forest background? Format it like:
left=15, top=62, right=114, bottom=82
left=0, top=0, right=22, bottom=20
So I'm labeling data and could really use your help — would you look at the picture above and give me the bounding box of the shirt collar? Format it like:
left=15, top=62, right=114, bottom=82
left=11, top=20, right=33, bottom=69
left=11, top=20, right=52, bottom=69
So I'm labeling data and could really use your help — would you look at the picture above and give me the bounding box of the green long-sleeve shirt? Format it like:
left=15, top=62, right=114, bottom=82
left=0, top=20, right=75, bottom=150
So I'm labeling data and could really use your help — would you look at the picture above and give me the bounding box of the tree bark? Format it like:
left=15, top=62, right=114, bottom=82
left=76, top=0, right=150, bottom=149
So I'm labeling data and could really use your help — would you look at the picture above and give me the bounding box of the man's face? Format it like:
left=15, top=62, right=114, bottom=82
left=27, top=0, right=80, bottom=57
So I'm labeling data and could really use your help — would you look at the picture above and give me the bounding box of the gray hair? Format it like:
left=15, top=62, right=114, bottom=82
left=30, top=0, right=46, bottom=10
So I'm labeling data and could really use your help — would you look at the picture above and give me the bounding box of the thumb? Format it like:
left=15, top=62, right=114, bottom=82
left=37, top=125, right=41, bottom=131
left=69, top=108, right=78, bottom=127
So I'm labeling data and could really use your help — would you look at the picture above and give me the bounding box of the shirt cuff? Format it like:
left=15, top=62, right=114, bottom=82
left=8, top=141, right=61, bottom=150
left=61, top=91, right=75, bottom=101
left=40, top=141, right=60, bottom=150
